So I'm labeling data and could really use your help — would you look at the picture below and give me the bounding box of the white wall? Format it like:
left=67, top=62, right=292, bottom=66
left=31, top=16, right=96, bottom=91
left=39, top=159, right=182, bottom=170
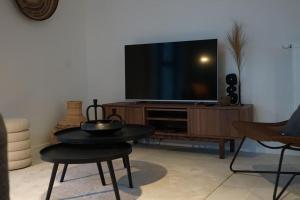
left=85, top=0, right=300, bottom=153
left=0, top=1, right=87, bottom=149
left=86, top=0, right=300, bottom=122
left=293, top=44, right=300, bottom=110
left=1, top=0, right=300, bottom=153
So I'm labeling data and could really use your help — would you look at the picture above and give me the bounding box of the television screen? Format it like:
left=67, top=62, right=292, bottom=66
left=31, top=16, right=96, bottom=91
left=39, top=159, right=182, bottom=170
left=125, top=39, right=218, bottom=102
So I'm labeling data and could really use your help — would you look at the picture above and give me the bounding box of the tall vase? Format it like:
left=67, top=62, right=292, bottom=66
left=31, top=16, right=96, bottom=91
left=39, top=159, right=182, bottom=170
left=238, top=79, right=242, bottom=106
left=50, top=101, right=86, bottom=144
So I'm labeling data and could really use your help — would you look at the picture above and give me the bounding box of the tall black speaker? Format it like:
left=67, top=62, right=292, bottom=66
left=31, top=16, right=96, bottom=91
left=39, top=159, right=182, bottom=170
left=226, top=73, right=238, bottom=104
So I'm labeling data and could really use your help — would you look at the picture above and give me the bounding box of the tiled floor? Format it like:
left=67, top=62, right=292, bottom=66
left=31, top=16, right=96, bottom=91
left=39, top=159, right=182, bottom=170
left=9, top=144, right=300, bottom=200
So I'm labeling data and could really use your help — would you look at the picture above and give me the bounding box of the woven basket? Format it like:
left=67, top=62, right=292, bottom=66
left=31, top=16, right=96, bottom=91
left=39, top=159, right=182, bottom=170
left=51, top=101, right=86, bottom=144
left=15, top=0, right=59, bottom=21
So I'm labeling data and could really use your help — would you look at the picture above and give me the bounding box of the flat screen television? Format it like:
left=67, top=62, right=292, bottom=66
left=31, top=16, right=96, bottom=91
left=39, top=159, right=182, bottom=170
left=125, top=39, right=218, bottom=102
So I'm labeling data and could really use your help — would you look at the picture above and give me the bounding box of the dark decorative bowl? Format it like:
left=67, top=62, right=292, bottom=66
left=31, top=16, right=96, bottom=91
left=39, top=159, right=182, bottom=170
left=80, top=120, right=123, bottom=134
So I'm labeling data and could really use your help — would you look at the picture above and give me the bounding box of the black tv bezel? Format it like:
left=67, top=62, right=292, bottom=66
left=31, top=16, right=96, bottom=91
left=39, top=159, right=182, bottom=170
left=124, top=39, right=218, bottom=103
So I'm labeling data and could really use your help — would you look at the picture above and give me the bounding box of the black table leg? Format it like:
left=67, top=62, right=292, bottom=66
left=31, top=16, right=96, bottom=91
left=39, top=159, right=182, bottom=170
left=60, top=164, right=68, bottom=182
left=96, top=162, right=106, bottom=186
left=46, top=163, right=59, bottom=200
left=107, top=160, right=120, bottom=200
left=122, top=157, right=127, bottom=168
left=124, top=155, right=133, bottom=188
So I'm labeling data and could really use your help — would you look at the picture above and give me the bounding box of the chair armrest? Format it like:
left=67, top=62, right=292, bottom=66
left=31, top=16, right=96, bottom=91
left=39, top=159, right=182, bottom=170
left=233, top=121, right=300, bottom=146
left=244, top=121, right=288, bottom=127
left=232, top=121, right=287, bottom=141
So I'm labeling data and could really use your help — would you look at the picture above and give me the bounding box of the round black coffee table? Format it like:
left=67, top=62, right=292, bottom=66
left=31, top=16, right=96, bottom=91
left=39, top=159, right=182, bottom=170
left=42, top=124, right=154, bottom=200
left=41, top=143, right=133, bottom=200
left=55, top=124, right=155, bottom=145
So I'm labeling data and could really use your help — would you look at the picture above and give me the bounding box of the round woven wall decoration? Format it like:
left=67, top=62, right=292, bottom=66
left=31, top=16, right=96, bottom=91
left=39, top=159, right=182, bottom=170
left=15, top=0, right=59, bottom=21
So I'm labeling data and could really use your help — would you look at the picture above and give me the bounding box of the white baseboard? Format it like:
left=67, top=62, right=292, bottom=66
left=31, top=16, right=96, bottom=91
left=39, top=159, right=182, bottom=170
left=140, top=139, right=300, bottom=156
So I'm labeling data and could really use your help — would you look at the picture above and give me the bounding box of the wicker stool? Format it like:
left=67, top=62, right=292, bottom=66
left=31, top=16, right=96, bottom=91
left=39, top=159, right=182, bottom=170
left=5, top=118, right=32, bottom=170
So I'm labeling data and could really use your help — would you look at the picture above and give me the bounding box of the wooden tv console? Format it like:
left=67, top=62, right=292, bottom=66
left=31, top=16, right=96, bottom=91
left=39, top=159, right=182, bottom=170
left=103, top=102, right=253, bottom=159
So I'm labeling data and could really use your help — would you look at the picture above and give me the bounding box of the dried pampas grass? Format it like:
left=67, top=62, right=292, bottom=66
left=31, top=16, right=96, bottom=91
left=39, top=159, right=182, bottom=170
left=227, top=22, right=247, bottom=74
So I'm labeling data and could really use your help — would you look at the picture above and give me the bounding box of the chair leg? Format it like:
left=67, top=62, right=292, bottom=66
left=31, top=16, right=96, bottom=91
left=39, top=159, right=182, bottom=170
left=273, top=147, right=297, bottom=200
left=107, top=160, right=120, bottom=200
left=230, top=137, right=299, bottom=200
left=273, top=148, right=286, bottom=200
left=230, top=137, right=246, bottom=172
left=124, top=155, right=133, bottom=188
left=96, top=162, right=106, bottom=186
left=60, top=164, right=68, bottom=183
left=46, top=163, right=59, bottom=200
left=230, top=137, right=299, bottom=175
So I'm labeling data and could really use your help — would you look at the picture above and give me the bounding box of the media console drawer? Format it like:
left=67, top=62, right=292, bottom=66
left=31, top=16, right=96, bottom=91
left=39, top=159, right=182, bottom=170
left=189, top=108, right=240, bottom=138
left=145, top=107, right=188, bottom=135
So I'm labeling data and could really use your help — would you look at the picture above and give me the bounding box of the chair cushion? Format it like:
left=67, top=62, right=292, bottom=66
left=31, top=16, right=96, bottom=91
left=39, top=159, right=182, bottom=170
left=283, top=105, right=300, bottom=136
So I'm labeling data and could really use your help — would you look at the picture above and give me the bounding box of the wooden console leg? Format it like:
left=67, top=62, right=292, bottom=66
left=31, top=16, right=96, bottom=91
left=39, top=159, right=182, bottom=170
left=230, top=140, right=235, bottom=153
left=219, top=141, right=225, bottom=159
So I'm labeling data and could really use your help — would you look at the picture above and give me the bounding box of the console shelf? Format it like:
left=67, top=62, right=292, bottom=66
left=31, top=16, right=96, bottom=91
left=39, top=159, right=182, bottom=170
left=146, top=108, right=188, bottom=134
left=103, top=102, right=253, bottom=159
left=147, top=117, right=187, bottom=122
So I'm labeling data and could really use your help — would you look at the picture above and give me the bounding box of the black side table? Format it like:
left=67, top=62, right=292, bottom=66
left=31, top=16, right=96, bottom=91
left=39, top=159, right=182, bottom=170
left=55, top=124, right=155, bottom=145
left=54, top=124, right=154, bottom=182
left=40, top=143, right=133, bottom=200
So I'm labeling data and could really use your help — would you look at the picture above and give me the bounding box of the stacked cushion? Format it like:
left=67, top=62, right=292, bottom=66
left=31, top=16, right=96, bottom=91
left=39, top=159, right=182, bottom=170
left=4, top=118, right=32, bottom=170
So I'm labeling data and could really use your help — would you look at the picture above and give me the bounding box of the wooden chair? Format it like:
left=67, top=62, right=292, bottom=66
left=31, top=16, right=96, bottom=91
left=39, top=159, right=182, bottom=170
left=0, top=114, right=10, bottom=200
left=230, top=121, right=300, bottom=200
